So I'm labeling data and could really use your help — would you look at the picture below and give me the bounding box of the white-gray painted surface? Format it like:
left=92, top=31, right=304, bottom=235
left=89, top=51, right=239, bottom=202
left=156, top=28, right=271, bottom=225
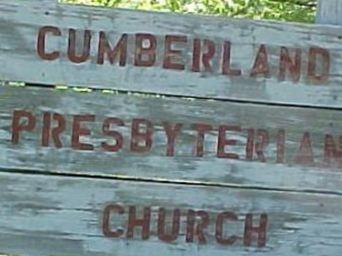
left=317, top=0, right=342, bottom=25
left=0, top=1, right=342, bottom=255
left=0, top=172, right=341, bottom=256
left=0, top=85, right=341, bottom=194
left=0, top=0, right=342, bottom=107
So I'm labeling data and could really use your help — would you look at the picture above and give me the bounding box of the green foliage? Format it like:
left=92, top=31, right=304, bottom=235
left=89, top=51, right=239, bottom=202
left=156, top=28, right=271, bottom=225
left=61, top=0, right=316, bottom=23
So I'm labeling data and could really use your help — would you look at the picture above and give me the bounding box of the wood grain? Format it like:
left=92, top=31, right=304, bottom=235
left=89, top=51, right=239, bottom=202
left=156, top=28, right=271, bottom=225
left=1, top=85, right=341, bottom=193
left=1, top=0, right=342, bottom=107
left=317, top=0, right=342, bottom=25
left=1, top=2, right=342, bottom=254
left=0, top=171, right=341, bottom=256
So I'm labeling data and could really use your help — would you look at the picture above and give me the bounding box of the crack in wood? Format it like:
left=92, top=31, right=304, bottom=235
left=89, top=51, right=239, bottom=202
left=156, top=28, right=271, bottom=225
left=0, top=167, right=341, bottom=197
left=2, top=82, right=342, bottom=111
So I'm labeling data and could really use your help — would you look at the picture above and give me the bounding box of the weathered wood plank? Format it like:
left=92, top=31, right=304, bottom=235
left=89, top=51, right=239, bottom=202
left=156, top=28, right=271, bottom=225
left=1, top=85, right=341, bottom=193
left=1, top=0, right=342, bottom=107
left=317, top=0, right=342, bottom=25
left=0, top=172, right=341, bottom=256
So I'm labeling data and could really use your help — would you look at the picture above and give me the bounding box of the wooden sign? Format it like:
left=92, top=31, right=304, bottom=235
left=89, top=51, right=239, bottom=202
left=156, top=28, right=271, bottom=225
left=0, top=0, right=341, bottom=255
left=0, top=0, right=342, bottom=107
left=2, top=85, right=342, bottom=193
left=0, top=172, right=341, bottom=256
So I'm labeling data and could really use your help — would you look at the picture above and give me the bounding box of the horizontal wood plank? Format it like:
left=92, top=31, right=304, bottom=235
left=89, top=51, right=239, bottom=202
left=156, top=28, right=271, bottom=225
left=317, top=0, right=342, bottom=25
left=1, top=85, right=341, bottom=193
left=1, top=0, right=342, bottom=107
left=1, top=2, right=342, bottom=255
left=0, top=172, right=341, bottom=256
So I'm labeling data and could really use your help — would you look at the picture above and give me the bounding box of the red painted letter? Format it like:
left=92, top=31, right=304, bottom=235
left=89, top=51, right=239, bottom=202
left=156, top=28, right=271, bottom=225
left=103, top=204, right=125, bottom=238
left=324, top=134, right=342, bottom=167
left=126, top=206, right=151, bottom=240
left=131, top=119, right=153, bottom=153
left=42, top=112, right=66, bottom=148
left=222, top=41, right=241, bottom=76
left=250, top=44, right=270, bottom=78
left=37, top=26, right=61, bottom=60
left=72, top=115, right=95, bottom=151
left=192, top=123, right=212, bottom=157
left=134, top=34, right=157, bottom=67
left=102, top=118, right=124, bottom=152
left=97, top=32, right=128, bottom=66
left=186, top=210, right=209, bottom=244
left=163, top=35, right=187, bottom=70
left=244, top=213, right=268, bottom=247
left=278, top=47, right=301, bottom=82
left=163, top=122, right=183, bottom=156
left=158, top=208, right=181, bottom=242
left=68, top=29, right=91, bottom=63
left=294, top=132, right=314, bottom=165
left=276, top=129, right=285, bottom=163
left=308, top=47, right=330, bottom=84
left=12, top=110, right=36, bottom=145
left=215, top=212, right=238, bottom=245
left=255, top=129, right=269, bottom=163
left=217, top=125, right=241, bottom=159
left=192, top=39, right=216, bottom=72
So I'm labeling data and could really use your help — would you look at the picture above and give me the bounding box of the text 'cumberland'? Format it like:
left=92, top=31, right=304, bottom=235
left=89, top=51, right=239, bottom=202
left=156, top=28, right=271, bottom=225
left=37, top=26, right=331, bottom=84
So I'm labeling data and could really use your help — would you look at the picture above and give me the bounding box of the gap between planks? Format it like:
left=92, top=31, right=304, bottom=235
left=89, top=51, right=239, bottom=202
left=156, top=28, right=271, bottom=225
left=8, top=82, right=342, bottom=111
left=1, top=167, right=342, bottom=197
